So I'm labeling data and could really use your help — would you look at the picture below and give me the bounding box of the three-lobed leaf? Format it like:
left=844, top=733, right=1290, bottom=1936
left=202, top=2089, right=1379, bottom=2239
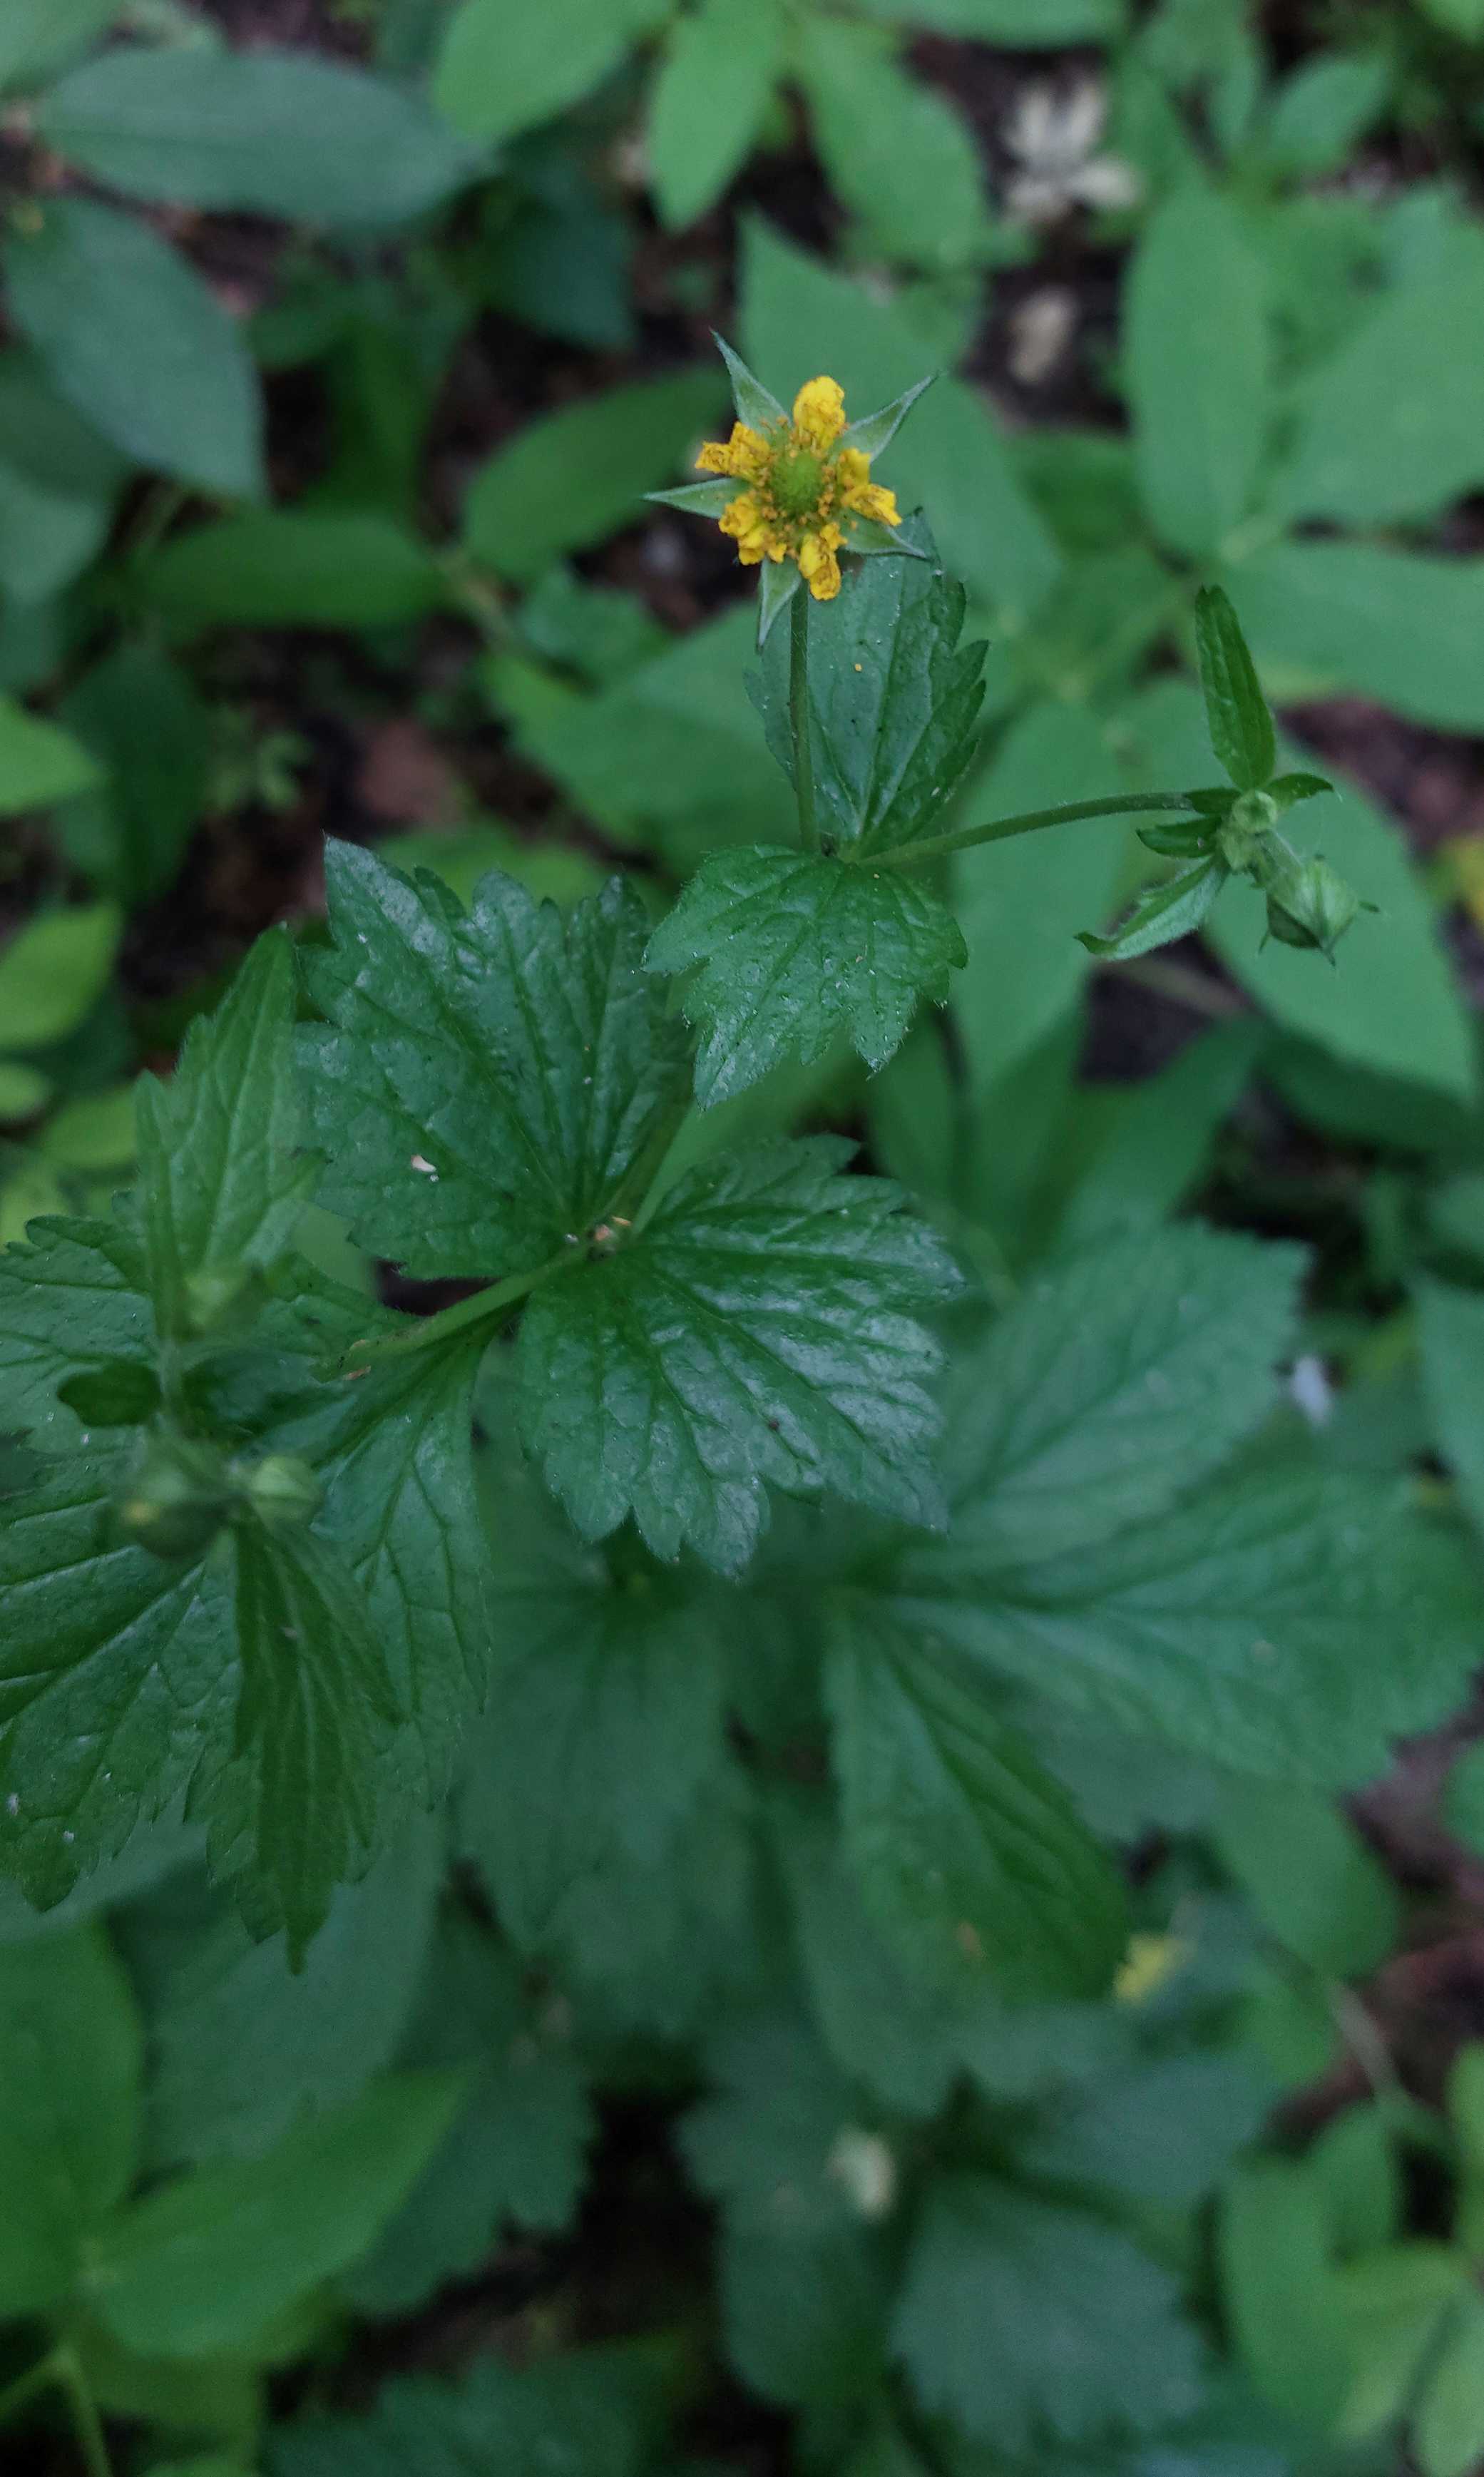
left=516, top=1138, right=960, bottom=1572
left=646, top=846, right=966, bottom=1106
left=302, top=847, right=692, bottom=1282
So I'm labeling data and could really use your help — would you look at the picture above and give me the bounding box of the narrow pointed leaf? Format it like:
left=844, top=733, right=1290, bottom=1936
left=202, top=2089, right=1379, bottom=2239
left=135, top=928, right=314, bottom=1337
left=201, top=1521, right=404, bottom=1963
left=1194, top=585, right=1276, bottom=792
left=1078, top=858, right=1227, bottom=960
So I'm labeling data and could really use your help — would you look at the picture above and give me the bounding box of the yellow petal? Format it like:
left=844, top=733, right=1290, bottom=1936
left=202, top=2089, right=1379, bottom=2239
left=792, top=376, right=846, bottom=451
left=697, top=422, right=768, bottom=479
left=718, top=490, right=760, bottom=534
left=798, top=529, right=842, bottom=600
left=836, top=452, right=900, bottom=526
left=845, top=481, right=901, bottom=527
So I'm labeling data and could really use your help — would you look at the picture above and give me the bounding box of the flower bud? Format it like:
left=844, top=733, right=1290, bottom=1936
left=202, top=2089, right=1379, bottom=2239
left=242, top=1454, right=324, bottom=1534
left=184, top=1262, right=261, bottom=1337
left=1217, top=788, right=1279, bottom=874
left=116, top=1431, right=232, bottom=1561
left=1263, top=855, right=1363, bottom=959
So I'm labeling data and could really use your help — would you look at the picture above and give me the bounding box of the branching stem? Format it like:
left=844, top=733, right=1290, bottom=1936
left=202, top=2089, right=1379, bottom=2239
left=341, top=1251, right=570, bottom=1374
left=861, top=791, right=1203, bottom=872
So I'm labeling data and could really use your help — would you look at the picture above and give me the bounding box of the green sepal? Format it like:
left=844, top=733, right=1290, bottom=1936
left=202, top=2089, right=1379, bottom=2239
left=841, top=373, right=936, bottom=462
left=1078, top=858, right=1228, bottom=961
left=712, top=331, right=787, bottom=431
left=1194, top=584, right=1276, bottom=793
left=646, top=479, right=740, bottom=516
left=757, top=556, right=803, bottom=648
left=1269, top=770, right=1334, bottom=813
left=841, top=514, right=930, bottom=558
left=1137, top=817, right=1219, bottom=858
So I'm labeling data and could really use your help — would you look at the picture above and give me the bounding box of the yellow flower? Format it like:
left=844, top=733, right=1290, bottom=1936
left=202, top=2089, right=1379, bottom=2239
left=1113, top=1932, right=1189, bottom=2006
left=695, top=374, right=901, bottom=603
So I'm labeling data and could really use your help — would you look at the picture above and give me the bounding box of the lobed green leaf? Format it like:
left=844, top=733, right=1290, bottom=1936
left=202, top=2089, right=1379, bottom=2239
left=516, top=1138, right=960, bottom=1571
left=302, top=846, right=692, bottom=1282
left=647, top=845, right=966, bottom=1105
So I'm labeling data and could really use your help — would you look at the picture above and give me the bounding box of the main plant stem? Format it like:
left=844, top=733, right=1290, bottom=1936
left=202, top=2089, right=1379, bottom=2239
left=56, top=2356, right=113, bottom=2477
left=0, top=2352, right=113, bottom=2477
left=865, top=791, right=1202, bottom=872
left=790, top=588, right=819, bottom=854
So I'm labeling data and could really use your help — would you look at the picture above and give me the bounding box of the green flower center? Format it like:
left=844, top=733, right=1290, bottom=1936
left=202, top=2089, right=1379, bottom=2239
left=773, top=449, right=825, bottom=519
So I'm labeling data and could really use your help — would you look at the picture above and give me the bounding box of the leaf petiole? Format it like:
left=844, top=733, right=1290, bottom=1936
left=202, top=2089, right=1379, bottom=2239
left=340, top=1250, right=573, bottom=1374
left=860, top=792, right=1207, bottom=872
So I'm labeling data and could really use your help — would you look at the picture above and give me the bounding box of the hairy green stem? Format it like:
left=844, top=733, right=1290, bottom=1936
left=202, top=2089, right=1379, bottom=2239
left=54, top=2352, right=113, bottom=2477
left=341, top=1250, right=571, bottom=1373
left=789, top=588, right=819, bottom=854
left=0, top=2352, right=63, bottom=2431
left=862, top=791, right=1202, bottom=872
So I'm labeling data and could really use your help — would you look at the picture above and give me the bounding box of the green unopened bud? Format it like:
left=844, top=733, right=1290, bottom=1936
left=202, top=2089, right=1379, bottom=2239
left=1264, top=855, right=1364, bottom=959
left=242, top=1454, right=323, bottom=1533
left=1218, top=789, right=1279, bottom=874
left=117, top=1431, right=232, bottom=1561
left=184, top=1262, right=262, bottom=1337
